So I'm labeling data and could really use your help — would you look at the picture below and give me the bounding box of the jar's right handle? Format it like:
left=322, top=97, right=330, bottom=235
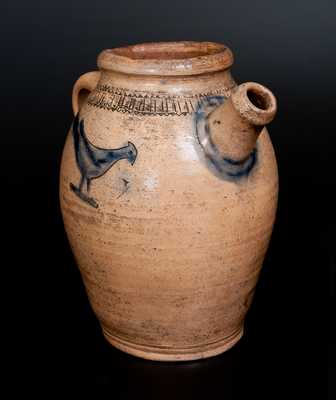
left=72, top=71, right=101, bottom=115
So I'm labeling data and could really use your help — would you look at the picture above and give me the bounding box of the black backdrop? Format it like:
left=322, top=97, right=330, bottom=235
left=2, top=0, right=334, bottom=396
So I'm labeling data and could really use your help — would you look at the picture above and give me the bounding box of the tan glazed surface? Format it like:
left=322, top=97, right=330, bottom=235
left=60, top=42, right=278, bottom=361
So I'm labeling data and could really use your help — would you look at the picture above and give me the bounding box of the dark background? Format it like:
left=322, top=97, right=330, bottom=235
left=2, top=0, right=334, bottom=396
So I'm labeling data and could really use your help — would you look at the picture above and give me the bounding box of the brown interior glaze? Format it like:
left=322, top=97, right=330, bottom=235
left=97, top=41, right=234, bottom=76
left=247, top=88, right=272, bottom=111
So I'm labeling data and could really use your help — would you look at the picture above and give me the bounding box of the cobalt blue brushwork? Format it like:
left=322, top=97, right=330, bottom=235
left=195, top=95, right=257, bottom=181
left=70, top=114, right=138, bottom=208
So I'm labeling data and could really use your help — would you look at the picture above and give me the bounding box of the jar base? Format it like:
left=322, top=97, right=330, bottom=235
left=102, top=326, right=243, bottom=362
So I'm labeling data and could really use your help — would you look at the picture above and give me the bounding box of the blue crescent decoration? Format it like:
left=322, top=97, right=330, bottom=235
left=194, top=95, right=257, bottom=181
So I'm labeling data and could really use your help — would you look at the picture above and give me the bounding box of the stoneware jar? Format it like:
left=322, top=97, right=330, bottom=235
left=60, top=41, right=278, bottom=361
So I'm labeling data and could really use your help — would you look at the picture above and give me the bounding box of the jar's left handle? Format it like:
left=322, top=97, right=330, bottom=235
left=72, top=71, right=101, bottom=115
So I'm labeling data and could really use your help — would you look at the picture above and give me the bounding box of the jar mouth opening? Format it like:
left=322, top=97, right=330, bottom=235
left=97, top=41, right=234, bottom=76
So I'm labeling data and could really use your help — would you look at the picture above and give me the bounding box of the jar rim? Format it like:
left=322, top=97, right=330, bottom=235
left=97, top=41, right=234, bottom=76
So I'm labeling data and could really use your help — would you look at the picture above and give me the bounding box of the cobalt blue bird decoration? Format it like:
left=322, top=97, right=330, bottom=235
left=70, top=114, right=138, bottom=208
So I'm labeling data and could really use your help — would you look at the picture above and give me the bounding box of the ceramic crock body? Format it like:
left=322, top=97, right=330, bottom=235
left=60, top=42, right=278, bottom=361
